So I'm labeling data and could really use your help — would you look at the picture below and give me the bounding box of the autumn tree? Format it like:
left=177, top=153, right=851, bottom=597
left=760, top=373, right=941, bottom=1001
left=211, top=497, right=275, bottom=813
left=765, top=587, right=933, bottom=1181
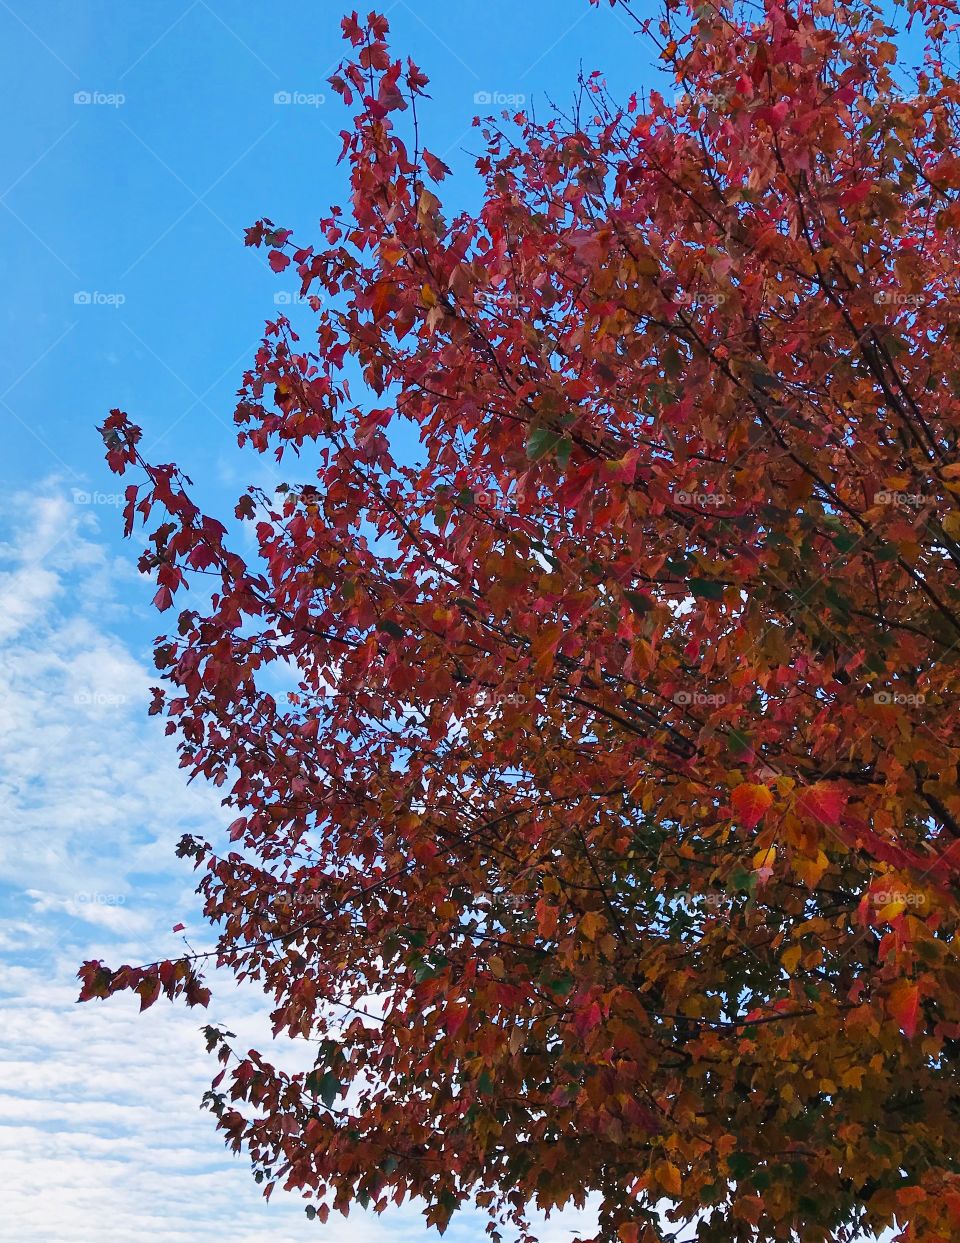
left=82, top=0, right=960, bottom=1238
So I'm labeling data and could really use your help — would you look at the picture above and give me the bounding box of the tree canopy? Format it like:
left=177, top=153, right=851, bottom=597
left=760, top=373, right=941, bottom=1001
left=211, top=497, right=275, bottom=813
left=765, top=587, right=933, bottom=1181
left=82, top=1, right=960, bottom=1239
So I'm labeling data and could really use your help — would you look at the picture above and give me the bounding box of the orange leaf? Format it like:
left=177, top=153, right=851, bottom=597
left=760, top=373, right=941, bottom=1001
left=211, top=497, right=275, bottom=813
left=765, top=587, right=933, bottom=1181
left=656, top=1160, right=682, bottom=1196
left=888, top=980, right=921, bottom=1039
left=731, top=783, right=773, bottom=828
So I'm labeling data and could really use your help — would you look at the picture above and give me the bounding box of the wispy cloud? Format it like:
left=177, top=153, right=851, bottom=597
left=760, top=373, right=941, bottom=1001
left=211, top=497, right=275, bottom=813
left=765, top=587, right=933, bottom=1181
left=0, top=485, right=599, bottom=1242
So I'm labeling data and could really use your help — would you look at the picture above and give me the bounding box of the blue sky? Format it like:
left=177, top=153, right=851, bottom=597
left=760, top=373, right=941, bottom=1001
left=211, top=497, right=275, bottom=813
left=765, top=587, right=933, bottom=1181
left=0, top=2, right=902, bottom=1240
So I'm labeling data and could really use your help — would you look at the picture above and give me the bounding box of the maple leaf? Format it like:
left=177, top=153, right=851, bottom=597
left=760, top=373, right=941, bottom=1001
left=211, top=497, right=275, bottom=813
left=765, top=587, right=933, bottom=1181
left=731, top=783, right=773, bottom=829
left=797, top=783, right=847, bottom=828
left=888, top=980, right=921, bottom=1039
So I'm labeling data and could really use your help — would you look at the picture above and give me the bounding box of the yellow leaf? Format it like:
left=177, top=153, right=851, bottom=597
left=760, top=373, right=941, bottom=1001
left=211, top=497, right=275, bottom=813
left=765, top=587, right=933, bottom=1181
left=656, top=1161, right=682, bottom=1196
left=781, top=944, right=802, bottom=975
left=752, top=846, right=777, bottom=871
left=793, top=849, right=829, bottom=888
left=943, top=510, right=960, bottom=540
left=421, top=284, right=438, bottom=308
left=379, top=237, right=404, bottom=266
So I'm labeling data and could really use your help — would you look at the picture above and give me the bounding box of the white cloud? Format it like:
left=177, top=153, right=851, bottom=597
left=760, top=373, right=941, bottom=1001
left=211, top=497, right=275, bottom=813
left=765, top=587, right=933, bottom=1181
left=0, top=486, right=601, bottom=1243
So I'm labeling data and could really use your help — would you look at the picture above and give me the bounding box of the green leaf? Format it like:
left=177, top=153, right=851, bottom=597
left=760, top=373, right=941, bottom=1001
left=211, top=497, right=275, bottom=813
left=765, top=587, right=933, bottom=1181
left=726, top=728, right=753, bottom=757
left=689, top=578, right=726, bottom=601
left=727, top=1152, right=753, bottom=1179
left=526, top=427, right=565, bottom=461
left=318, top=1071, right=339, bottom=1108
left=377, top=618, right=405, bottom=638
left=544, top=971, right=575, bottom=996
left=832, top=530, right=859, bottom=554
left=728, top=865, right=756, bottom=895
left=624, top=590, right=655, bottom=615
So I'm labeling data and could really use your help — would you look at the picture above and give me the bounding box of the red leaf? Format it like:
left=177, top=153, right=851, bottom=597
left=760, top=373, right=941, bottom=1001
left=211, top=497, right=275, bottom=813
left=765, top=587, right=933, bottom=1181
left=798, top=783, right=846, bottom=828
left=268, top=249, right=290, bottom=273
left=889, top=981, right=920, bottom=1040
left=573, top=1001, right=602, bottom=1040
left=730, top=783, right=773, bottom=829
left=423, top=150, right=450, bottom=181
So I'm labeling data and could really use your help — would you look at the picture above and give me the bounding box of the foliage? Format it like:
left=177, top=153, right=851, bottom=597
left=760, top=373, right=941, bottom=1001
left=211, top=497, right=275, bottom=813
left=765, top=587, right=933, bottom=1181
left=82, top=1, right=960, bottom=1238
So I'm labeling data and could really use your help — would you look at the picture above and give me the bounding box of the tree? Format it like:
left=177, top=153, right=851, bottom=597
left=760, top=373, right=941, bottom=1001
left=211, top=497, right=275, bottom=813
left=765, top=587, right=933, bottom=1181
left=80, top=0, right=960, bottom=1238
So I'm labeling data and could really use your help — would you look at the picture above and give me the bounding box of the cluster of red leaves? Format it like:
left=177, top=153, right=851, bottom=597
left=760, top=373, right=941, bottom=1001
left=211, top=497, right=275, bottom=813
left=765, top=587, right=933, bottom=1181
left=82, top=1, right=960, bottom=1240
